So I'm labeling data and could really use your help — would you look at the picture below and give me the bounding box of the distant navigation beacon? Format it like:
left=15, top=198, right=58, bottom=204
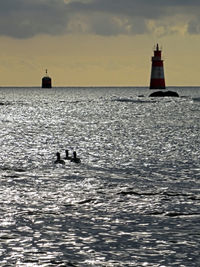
left=42, top=69, right=52, bottom=88
left=150, top=44, right=166, bottom=89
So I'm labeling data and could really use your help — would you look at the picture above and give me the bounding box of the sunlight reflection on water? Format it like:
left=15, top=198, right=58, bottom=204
left=0, top=87, right=200, bottom=266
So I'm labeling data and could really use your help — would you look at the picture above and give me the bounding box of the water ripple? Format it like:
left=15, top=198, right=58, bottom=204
left=0, top=87, right=200, bottom=266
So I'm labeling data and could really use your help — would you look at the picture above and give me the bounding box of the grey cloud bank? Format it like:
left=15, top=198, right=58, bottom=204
left=0, top=0, right=200, bottom=38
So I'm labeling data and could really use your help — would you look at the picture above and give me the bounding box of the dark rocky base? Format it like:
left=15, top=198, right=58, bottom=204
left=149, top=90, right=179, bottom=97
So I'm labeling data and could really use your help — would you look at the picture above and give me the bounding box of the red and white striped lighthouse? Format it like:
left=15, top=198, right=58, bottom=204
left=150, top=44, right=166, bottom=89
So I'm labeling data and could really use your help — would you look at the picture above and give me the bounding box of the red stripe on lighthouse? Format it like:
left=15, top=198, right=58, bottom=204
left=151, top=61, right=164, bottom=67
left=150, top=79, right=165, bottom=89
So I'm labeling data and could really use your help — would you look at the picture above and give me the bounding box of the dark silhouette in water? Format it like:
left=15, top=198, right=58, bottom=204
left=64, top=150, right=72, bottom=160
left=54, top=152, right=65, bottom=165
left=42, top=69, right=52, bottom=88
left=149, top=90, right=179, bottom=97
left=71, top=151, right=81, bottom=163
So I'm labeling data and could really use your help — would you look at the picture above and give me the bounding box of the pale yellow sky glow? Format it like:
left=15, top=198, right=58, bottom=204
left=1, top=0, right=200, bottom=87
left=1, top=34, right=200, bottom=87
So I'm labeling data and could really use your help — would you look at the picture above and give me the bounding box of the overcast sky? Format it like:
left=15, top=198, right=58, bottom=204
left=1, top=0, right=200, bottom=38
left=1, top=0, right=200, bottom=86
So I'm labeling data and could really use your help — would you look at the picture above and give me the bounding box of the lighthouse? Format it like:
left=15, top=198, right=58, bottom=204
left=42, top=69, right=52, bottom=88
left=150, top=44, right=166, bottom=89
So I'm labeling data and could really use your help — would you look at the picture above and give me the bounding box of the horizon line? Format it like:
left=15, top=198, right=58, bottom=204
left=0, top=85, right=200, bottom=88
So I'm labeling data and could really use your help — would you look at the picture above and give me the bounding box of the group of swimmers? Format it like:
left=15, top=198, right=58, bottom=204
left=54, top=150, right=81, bottom=165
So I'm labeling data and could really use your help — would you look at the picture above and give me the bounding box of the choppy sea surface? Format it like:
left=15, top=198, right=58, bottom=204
left=0, top=86, right=200, bottom=267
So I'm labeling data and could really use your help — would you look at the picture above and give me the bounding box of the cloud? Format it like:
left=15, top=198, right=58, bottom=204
left=1, top=0, right=200, bottom=38
left=188, top=19, right=200, bottom=34
left=0, top=0, right=69, bottom=38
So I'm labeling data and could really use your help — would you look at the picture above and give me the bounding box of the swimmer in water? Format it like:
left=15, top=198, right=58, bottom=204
left=71, top=151, right=81, bottom=163
left=54, top=152, right=65, bottom=165
left=64, top=149, right=72, bottom=160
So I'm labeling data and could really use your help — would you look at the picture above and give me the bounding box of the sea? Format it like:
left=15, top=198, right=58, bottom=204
left=0, top=86, right=199, bottom=267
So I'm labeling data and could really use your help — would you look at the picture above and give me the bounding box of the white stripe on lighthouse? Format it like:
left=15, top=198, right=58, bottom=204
left=151, top=66, right=165, bottom=79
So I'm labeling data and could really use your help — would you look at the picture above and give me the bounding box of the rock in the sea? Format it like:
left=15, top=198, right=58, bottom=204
left=149, top=90, right=179, bottom=97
